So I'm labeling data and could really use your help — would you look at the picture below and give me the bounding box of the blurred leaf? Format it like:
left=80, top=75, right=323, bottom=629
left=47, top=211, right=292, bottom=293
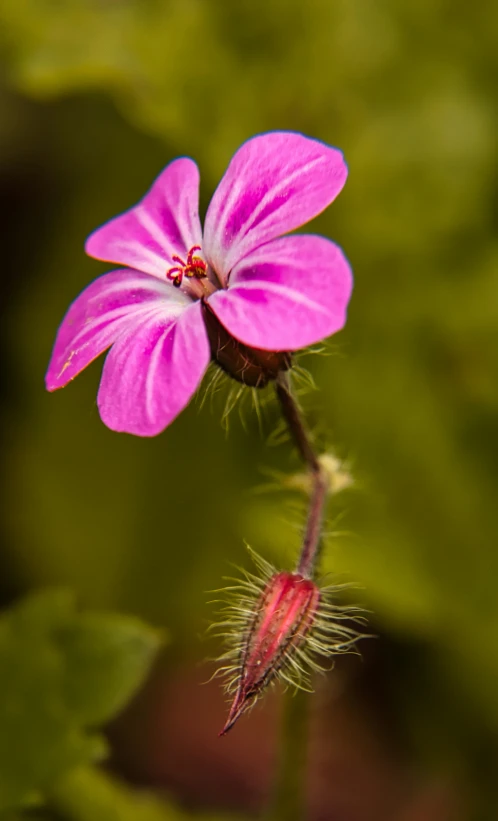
left=0, top=590, right=162, bottom=812
left=52, top=766, right=182, bottom=821
left=52, top=765, right=244, bottom=821
left=56, top=612, right=164, bottom=725
left=1, top=0, right=492, bottom=178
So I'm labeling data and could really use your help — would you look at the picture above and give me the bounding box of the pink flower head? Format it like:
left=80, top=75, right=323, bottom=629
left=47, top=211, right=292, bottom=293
left=46, top=132, right=352, bottom=436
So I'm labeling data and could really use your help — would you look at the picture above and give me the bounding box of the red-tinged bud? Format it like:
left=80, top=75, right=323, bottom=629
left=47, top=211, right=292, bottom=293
left=220, top=571, right=320, bottom=735
left=202, top=300, right=291, bottom=388
left=211, top=549, right=366, bottom=736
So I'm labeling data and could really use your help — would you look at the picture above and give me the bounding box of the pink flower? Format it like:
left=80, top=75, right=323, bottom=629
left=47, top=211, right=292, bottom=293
left=46, top=132, right=352, bottom=436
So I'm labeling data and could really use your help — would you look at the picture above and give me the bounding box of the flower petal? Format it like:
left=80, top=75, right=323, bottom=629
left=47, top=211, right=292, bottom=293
left=85, top=159, right=202, bottom=278
left=207, top=235, right=352, bottom=351
left=203, top=132, right=347, bottom=282
left=97, top=301, right=210, bottom=436
left=46, top=269, right=190, bottom=390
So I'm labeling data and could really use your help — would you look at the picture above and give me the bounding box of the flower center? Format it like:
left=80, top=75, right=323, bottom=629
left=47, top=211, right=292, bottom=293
left=166, top=246, right=207, bottom=288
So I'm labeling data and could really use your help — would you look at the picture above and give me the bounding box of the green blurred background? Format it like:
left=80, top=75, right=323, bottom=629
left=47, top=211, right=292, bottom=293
left=0, top=1, right=497, bottom=819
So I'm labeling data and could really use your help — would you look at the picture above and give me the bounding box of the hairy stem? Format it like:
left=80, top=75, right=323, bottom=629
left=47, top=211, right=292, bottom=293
left=298, top=467, right=328, bottom=577
left=271, top=373, right=328, bottom=818
left=275, top=371, right=328, bottom=578
left=275, top=372, right=319, bottom=471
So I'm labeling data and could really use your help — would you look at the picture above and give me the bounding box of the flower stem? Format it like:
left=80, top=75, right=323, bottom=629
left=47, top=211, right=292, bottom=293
left=270, top=374, right=326, bottom=818
left=275, top=372, right=328, bottom=578
left=268, top=687, right=309, bottom=821
left=275, top=372, right=320, bottom=471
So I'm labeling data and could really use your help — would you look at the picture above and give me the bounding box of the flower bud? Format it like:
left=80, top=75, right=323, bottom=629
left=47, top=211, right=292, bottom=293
left=213, top=549, right=365, bottom=736
left=202, top=300, right=291, bottom=388
left=221, top=571, right=319, bottom=735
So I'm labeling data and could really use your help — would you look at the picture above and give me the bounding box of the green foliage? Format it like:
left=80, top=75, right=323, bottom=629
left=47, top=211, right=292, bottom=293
left=55, top=611, right=163, bottom=725
left=52, top=766, right=194, bottom=821
left=51, top=766, right=242, bottom=821
left=0, top=591, right=161, bottom=813
left=1, top=0, right=312, bottom=161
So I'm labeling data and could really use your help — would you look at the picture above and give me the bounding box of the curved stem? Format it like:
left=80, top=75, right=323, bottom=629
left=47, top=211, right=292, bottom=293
left=270, top=372, right=328, bottom=819
left=275, top=372, right=320, bottom=472
left=298, top=467, right=328, bottom=577
left=275, top=372, right=328, bottom=579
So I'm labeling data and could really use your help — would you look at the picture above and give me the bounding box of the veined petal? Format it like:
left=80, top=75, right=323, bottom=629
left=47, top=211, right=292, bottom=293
left=85, top=159, right=202, bottom=278
left=207, top=235, right=352, bottom=351
left=97, top=301, right=210, bottom=436
left=203, top=132, right=347, bottom=283
left=45, top=269, right=190, bottom=390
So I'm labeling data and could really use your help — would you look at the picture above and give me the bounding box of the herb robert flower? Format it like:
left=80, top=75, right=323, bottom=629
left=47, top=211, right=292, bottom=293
left=46, top=132, right=352, bottom=436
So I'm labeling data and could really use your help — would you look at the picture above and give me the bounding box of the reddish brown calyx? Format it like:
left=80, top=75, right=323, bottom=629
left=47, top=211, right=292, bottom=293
left=220, top=572, right=320, bottom=736
left=202, top=300, right=291, bottom=388
left=166, top=245, right=207, bottom=288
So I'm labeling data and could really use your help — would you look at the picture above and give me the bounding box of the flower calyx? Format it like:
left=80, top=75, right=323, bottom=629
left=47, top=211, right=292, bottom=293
left=202, top=300, right=291, bottom=388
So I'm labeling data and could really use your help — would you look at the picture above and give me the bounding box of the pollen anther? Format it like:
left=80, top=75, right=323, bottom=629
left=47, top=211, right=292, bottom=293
left=166, top=245, right=207, bottom=288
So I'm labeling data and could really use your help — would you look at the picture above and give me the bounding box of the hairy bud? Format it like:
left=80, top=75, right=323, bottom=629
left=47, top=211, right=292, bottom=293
left=211, top=549, right=366, bottom=736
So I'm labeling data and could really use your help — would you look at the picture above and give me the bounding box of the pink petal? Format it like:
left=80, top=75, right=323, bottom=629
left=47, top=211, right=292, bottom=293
left=85, top=159, right=202, bottom=278
left=203, top=132, right=347, bottom=283
left=46, top=269, right=190, bottom=390
left=207, top=234, right=352, bottom=351
left=97, top=301, right=210, bottom=436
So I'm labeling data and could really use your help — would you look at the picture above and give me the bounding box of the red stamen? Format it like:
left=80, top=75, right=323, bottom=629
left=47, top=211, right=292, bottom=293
left=187, top=246, right=202, bottom=265
left=166, top=246, right=207, bottom=289
left=166, top=266, right=183, bottom=287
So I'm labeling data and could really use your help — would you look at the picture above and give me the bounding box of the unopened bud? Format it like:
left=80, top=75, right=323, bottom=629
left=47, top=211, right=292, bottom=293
left=221, top=571, right=319, bottom=735
left=212, top=549, right=365, bottom=736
